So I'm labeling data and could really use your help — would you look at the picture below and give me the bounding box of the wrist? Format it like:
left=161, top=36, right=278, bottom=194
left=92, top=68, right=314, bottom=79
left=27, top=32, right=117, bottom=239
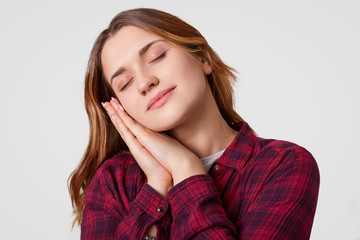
left=147, top=178, right=173, bottom=198
left=172, top=160, right=206, bottom=186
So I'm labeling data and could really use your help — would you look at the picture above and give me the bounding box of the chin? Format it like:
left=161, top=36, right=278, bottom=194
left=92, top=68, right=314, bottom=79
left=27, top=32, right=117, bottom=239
left=141, top=107, right=185, bottom=132
left=144, top=119, right=179, bottom=132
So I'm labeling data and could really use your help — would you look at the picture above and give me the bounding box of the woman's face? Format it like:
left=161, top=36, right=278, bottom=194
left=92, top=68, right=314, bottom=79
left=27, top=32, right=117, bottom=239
left=101, top=26, right=212, bottom=132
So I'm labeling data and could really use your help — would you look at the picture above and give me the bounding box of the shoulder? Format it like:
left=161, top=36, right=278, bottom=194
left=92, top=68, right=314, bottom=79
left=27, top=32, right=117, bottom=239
left=90, top=152, right=141, bottom=184
left=84, top=152, right=144, bottom=205
left=96, top=152, right=138, bottom=175
left=226, top=128, right=319, bottom=178
left=224, top=122, right=319, bottom=176
left=247, top=137, right=320, bottom=190
left=255, top=137, right=318, bottom=171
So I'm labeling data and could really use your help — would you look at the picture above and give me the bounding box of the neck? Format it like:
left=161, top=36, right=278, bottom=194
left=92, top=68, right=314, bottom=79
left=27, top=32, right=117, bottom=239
left=167, top=89, right=237, bottom=158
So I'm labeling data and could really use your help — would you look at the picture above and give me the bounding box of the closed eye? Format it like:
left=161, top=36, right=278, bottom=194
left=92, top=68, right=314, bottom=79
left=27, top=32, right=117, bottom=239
left=120, top=78, right=133, bottom=91
left=150, top=52, right=166, bottom=63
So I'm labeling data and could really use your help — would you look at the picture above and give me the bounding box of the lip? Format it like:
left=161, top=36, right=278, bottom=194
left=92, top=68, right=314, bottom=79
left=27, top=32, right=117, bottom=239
left=147, top=87, right=176, bottom=111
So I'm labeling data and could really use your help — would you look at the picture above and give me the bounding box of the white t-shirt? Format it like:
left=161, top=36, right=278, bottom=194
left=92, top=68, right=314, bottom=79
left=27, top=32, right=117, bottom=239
left=200, top=149, right=226, bottom=172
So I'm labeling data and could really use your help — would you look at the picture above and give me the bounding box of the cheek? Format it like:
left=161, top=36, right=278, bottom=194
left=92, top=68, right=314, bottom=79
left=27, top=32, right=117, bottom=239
left=182, top=65, right=208, bottom=94
left=171, top=54, right=206, bottom=87
left=117, top=94, right=143, bottom=122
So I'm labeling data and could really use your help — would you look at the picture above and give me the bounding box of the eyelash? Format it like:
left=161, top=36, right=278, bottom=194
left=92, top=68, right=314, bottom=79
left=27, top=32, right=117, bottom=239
left=119, top=52, right=167, bottom=92
left=120, top=78, right=132, bottom=91
left=150, top=51, right=166, bottom=63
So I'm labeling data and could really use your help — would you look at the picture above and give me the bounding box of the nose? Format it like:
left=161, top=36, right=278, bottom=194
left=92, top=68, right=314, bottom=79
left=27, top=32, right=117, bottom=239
left=137, top=72, right=159, bottom=96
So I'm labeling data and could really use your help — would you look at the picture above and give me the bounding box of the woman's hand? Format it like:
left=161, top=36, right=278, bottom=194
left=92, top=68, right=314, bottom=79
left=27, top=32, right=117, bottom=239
left=102, top=97, right=206, bottom=190
left=102, top=99, right=172, bottom=198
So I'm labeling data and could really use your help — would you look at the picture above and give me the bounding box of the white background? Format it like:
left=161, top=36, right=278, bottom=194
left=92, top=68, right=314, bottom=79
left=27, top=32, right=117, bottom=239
left=0, top=1, right=359, bottom=239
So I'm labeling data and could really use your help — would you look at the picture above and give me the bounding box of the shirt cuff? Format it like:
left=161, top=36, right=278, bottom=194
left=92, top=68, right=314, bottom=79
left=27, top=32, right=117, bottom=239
left=134, top=183, right=169, bottom=220
left=167, top=174, right=219, bottom=217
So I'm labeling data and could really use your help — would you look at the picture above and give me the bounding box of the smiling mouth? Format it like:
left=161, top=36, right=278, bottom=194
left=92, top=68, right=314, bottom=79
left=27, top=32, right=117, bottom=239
left=147, top=87, right=176, bottom=111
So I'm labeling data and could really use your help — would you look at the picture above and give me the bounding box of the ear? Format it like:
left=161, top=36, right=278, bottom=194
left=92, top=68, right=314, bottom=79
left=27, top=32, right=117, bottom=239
left=201, top=58, right=213, bottom=75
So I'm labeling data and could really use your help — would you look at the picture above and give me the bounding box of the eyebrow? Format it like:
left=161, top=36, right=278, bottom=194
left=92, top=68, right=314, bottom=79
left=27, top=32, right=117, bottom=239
left=110, top=39, right=165, bottom=85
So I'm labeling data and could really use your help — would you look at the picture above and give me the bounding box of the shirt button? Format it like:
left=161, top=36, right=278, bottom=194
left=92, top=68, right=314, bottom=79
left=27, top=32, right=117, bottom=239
left=214, top=164, right=220, bottom=170
left=157, top=206, right=164, bottom=213
left=144, top=236, right=155, bottom=240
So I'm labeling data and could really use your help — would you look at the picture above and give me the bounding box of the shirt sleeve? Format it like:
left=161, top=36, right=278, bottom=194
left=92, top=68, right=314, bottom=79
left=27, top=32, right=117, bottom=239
left=167, top=148, right=319, bottom=240
left=240, top=148, right=320, bottom=239
left=81, top=164, right=168, bottom=240
left=168, top=174, right=238, bottom=239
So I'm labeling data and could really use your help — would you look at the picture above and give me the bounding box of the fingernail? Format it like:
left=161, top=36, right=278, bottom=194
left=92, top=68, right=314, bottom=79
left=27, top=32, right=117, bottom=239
left=111, top=114, right=115, bottom=120
left=101, top=102, right=106, bottom=108
left=110, top=97, right=124, bottom=112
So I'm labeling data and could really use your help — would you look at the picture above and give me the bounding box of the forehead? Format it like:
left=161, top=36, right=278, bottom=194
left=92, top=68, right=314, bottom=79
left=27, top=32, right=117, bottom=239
left=108, top=26, right=161, bottom=49
left=101, top=26, right=163, bottom=79
left=102, top=26, right=161, bottom=60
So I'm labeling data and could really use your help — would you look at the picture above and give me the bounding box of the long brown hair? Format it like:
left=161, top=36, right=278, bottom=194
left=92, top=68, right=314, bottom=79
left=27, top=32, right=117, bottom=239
left=68, top=8, right=244, bottom=227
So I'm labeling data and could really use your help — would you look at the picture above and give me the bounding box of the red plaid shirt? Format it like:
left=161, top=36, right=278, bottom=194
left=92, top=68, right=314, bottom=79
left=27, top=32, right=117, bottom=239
left=81, top=121, right=320, bottom=239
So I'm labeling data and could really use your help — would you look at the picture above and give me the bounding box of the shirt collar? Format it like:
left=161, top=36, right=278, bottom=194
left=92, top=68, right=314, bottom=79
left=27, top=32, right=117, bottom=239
left=217, top=121, right=257, bottom=170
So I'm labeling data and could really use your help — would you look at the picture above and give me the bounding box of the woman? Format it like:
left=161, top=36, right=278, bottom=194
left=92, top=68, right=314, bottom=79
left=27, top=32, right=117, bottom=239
left=68, top=8, right=320, bottom=239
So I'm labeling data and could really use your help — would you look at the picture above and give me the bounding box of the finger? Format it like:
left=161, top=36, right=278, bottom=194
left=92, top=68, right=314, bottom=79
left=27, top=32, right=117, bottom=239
left=109, top=97, right=174, bottom=163
left=109, top=97, right=152, bottom=141
left=102, top=101, right=134, bottom=143
left=103, top=101, right=161, bottom=168
left=103, top=101, right=154, bottom=157
left=106, top=98, right=138, bottom=139
left=104, top=99, right=159, bottom=162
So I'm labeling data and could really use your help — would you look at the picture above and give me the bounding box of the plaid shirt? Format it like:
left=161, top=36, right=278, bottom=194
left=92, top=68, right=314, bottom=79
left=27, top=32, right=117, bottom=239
left=81, top=121, right=320, bottom=239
